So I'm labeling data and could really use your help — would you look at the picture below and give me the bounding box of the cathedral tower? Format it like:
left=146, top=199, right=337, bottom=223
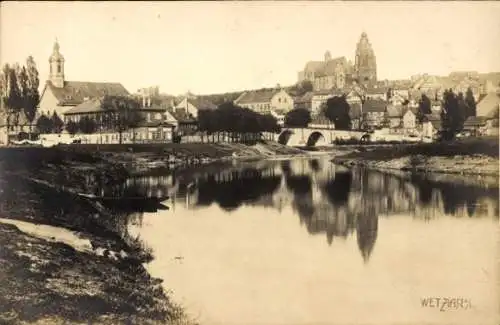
left=354, top=32, right=377, bottom=85
left=49, top=39, right=65, bottom=88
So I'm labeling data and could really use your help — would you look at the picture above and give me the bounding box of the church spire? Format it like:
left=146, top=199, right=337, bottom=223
left=49, top=39, right=65, bottom=88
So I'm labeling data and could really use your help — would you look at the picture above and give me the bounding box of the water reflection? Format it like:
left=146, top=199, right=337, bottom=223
left=118, top=157, right=498, bottom=262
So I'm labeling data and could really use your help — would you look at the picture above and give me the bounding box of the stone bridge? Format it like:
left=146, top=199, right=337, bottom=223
left=268, top=127, right=368, bottom=146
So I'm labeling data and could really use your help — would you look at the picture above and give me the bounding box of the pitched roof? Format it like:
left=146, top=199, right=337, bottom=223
left=235, top=89, right=278, bottom=104
left=187, top=97, right=217, bottom=110
left=476, top=92, right=500, bottom=117
left=295, top=91, right=313, bottom=103
left=304, top=61, right=325, bottom=73
left=64, top=98, right=103, bottom=115
left=43, top=80, right=130, bottom=106
left=387, top=105, right=418, bottom=118
left=363, top=99, right=387, bottom=113
left=315, top=57, right=349, bottom=77
left=64, top=97, right=164, bottom=115
left=304, top=56, right=352, bottom=77
left=412, top=75, right=455, bottom=91
left=463, top=116, right=488, bottom=128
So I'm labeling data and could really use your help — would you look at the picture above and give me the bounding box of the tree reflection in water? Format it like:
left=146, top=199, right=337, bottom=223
left=112, top=158, right=499, bottom=262
left=196, top=168, right=282, bottom=211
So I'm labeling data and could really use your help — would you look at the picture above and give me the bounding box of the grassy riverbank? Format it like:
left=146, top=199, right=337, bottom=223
left=0, top=141, right=306, bottom=177
left=332, top=137, right=500, bottom=176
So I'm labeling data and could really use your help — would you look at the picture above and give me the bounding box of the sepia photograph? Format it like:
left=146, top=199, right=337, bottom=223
left=0, top=1, right=499, bottom=325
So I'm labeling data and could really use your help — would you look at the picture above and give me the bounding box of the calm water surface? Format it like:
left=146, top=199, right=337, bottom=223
left=123, top=157, right=499, bottom=325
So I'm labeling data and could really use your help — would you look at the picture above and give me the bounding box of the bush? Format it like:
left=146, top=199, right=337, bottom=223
left=172, top=135, right=182, bottom=144
left=332, top=137, right=361, bottom=145
left=18, top=132, right=30, bottom=141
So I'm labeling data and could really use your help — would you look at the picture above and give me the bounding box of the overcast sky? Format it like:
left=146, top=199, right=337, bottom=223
left=2, top=1, right=500, bottom=95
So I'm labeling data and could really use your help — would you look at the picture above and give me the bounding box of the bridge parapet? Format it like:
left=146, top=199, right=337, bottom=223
left=277, top=127, right=367, bottom=146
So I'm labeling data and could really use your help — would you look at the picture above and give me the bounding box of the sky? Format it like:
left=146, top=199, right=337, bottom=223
left=2, top=1, right=500, bottom=95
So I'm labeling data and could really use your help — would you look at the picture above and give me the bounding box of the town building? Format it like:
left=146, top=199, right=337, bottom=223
left=462, top=116, right=489, bottom=137
left=310, top=90, right=338, bottom=115
left=38, top=41, right=130, bottom=118
left=62, top=96, right=175, bottom=144
left=410, top=72, right=488, bottom=103
left=361, top=99, right=387, bottom=130
left=294, top=92, right=313, bottom=111
left=364, top=85, right=390, bottom=101
left=386, top=105, right=418, bottom=134
left=421, top=114, right=442, bottom=139
left=234, top=88, right=294, bottom=114
left=173, top=96, right=217, bottom=119
left=298, top=32, right=377, bottom=91
left=349, top=103, right=363, bottom=130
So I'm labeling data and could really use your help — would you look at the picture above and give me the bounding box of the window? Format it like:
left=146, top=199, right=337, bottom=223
left=278, top=98, right=281, bottom=103
left=57, top=64, right=61, bottom=73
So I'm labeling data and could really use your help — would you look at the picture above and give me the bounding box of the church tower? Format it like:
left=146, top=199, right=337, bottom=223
left=324, top=50, right=332, bottom=62
left=354, top=32, right=377, bottom=85
left=49, top=39, right=65, bottom=88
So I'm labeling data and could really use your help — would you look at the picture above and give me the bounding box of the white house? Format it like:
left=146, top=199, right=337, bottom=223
left=310, top=88, right=352, bottom=115
left=402, top=108, right=417, bottom=132
left=421, top=114, right=442, bottom=139
left=311, top=90, right=335, bottom=114
left=235, top=88, right=294, bottom=113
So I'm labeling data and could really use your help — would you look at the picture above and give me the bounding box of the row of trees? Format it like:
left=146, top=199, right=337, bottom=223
left=417, top=87, right=476, bottom=124
left=66, top=117, right=99, bottom=135
left=1, top=57, right=40, bottom=142
left=36, top=113, right=99, bottom=135
left=198, top=102, right=281, bottom=143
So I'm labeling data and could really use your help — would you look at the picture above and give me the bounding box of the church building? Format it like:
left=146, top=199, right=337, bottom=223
left=298, top=32, right=378, bottom=91
left=37, top=40, right=130, bottom=117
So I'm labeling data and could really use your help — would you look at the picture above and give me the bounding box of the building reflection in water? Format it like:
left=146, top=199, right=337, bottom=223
left=113, top=157, right=499, bottom=262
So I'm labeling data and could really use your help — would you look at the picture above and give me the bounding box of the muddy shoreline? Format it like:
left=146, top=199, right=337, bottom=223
left=331, top=138, right=500, bottom=178
left=0, top=172, right=193, bottom=325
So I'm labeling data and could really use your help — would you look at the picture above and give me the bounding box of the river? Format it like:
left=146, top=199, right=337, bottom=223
left=102, top=156, right=497, bottom=325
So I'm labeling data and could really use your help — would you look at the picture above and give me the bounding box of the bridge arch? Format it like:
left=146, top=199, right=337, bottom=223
left=278, top=130, right=294, bottom=145
left=306, top=131, right=327, bottom=146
